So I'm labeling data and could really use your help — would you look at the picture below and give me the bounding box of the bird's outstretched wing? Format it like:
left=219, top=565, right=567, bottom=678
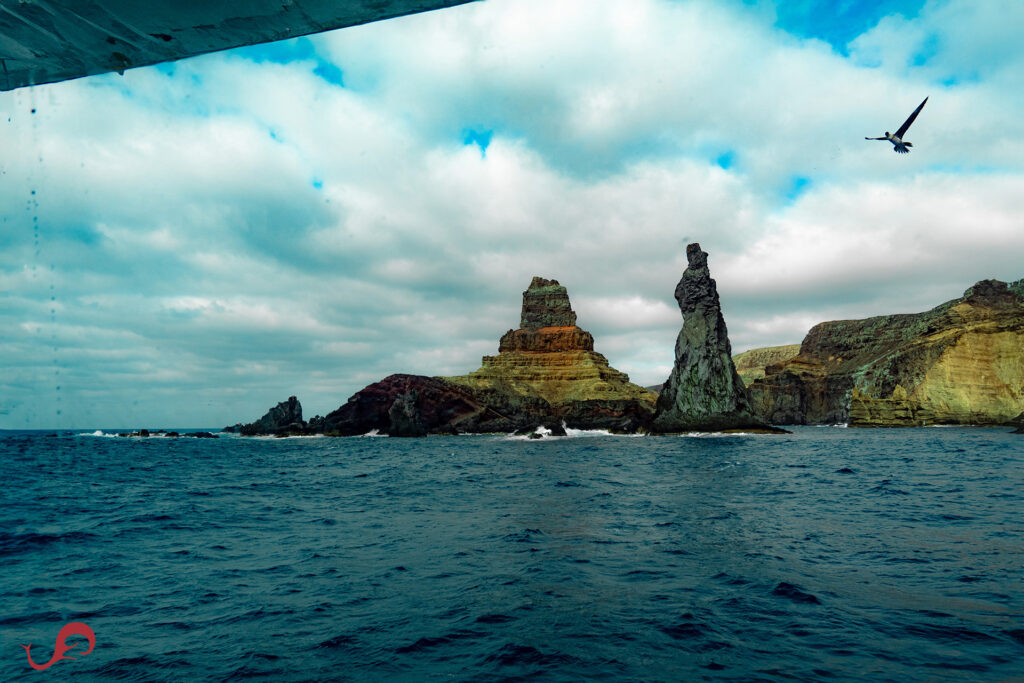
left=865, top=136, right=886, bottom=140
left=895, top=97, right=928, bottom=139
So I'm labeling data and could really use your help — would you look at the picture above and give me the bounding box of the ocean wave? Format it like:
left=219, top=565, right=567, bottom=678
left=0, top=529, right=97, bottom=556
left=2, top=426, right=1020, bottom=682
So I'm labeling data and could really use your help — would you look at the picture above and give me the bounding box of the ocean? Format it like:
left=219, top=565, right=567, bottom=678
left=1, top=427, right=1021, bottom=681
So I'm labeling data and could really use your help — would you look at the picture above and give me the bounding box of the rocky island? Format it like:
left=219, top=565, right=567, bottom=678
left=291, top=277, right=657, bottom=436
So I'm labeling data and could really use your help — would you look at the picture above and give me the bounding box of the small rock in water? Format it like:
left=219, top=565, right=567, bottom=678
left=771, top=581, right=821, bottom=604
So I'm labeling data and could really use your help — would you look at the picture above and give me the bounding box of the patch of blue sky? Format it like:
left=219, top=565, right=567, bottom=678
left=939, top=73, right=978, bottom=87
left=312, top=178, right=323, bottom=190
left=462, top=128, right=493, bottom=157
left=313, top=62, right=344, bottom=87
left=232, top=35, right=344, bottom=87
left=772, top=0, right=927, bottom=55
left=786, top=175, right=811, bottom=201
left=233, top=37, right=316, bottom=64
left=715, top=149, right=736, bottom=170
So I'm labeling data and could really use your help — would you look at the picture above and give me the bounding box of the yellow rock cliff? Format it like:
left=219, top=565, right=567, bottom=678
left=748, top=279, right=1024, bottom=426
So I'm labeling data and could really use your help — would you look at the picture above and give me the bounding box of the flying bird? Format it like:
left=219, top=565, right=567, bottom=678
left=865, top=97, right=928, bottom=154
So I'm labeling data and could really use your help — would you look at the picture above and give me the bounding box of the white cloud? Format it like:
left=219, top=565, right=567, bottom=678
left=576, top=296, right=678, bottom=331
left=719, top=173, right=1024, bottom=298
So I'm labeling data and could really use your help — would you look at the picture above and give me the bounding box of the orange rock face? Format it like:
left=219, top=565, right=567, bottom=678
left=498, top=326, right=595, bottom=353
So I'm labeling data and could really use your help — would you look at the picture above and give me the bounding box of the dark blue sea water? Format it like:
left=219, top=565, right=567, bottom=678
left=1, top=427, right=1022, bottom=681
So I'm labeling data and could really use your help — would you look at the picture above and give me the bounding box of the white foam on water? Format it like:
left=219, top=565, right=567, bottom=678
left=504, top=423, right=644, bottom=440
left=563, top=427, right=643, bottom=438
left=503, top=425, right=556, bottom=441
left=680, top=431, right=756, bottom=438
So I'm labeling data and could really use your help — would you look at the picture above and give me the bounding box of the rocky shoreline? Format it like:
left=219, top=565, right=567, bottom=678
left=110, top=430, right=220, bottom=438
left=226, top=248, right=1022, bottom=436
left=228, top=245, right=789, bottom=437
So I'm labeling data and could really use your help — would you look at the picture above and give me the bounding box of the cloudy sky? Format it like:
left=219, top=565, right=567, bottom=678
left=3, top=0, right=1023, bottom=429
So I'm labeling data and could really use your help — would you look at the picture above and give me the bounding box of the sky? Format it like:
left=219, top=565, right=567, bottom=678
left=2, top=0, right=1023, bottom=429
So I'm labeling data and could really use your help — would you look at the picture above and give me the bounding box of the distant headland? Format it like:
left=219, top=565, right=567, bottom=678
left=741, top=278, right=1024, bottom=428
left=226, top=246, right=1024, bottom=436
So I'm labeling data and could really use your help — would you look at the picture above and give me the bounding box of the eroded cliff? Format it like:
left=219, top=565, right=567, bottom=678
left=749, top=279, right=1024, bottom=426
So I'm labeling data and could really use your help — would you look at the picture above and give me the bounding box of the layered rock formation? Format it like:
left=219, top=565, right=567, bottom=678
left=316, top=277, right=656, bottom=436
left=446, top=277, right=657, bottom=431
left=650, top=244, right=776, bottom=433
left=734, top=344, right=801, bottom=386
left=749, top=278, right=1024, bottom=426
left=848, top=385, right=936, bottom=427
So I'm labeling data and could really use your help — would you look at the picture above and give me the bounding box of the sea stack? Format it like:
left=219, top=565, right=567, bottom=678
left=651, top=243, right=772, bottom=433
left=447, top=276, right=656, bottom=431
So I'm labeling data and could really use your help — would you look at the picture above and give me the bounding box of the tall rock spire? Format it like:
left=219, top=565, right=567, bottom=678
left=651, top=243, right=772, bottom=432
